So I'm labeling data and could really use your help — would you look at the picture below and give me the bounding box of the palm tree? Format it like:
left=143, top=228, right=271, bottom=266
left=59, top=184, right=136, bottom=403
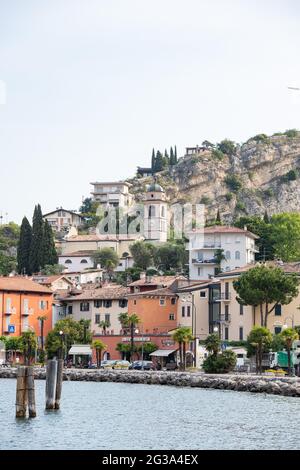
left=205, top=333, right=221, bottom=357
left=92, top=340, right=107, bottom=368
left=280, top=328, right=299, bottom=376
left=214, top=249, right=226, bottom=275
left=99, top=320, right=110, bottom=335
left=172, top=327, right=194, bottom=371
left=37, top=315, right=48, bottom=351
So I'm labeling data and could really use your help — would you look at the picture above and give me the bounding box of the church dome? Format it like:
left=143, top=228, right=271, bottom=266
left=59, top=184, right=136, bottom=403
left=147, top=183, right=164, bottom=192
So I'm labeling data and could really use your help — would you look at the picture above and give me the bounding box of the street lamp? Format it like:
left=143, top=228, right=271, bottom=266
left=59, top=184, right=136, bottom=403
left=181, top=294, right=197, bottom=367
left=59, top=330, right=64, bottom=361
left=213, top=326, right=219, bottom=334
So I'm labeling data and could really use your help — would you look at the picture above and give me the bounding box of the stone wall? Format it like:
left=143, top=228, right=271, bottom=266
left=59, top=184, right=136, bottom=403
left=1, top=368, right=300, bottom=397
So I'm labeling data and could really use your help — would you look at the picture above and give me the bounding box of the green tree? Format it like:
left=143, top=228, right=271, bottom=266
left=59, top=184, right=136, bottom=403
left=151, top=148, right=156, bottom=171
left=270, top=213, right=300, bottom=262
left=216, top=209, right=221, bottom=225
left=217, top=139, right=237, bottom=156
left=174, top=145, right=178, bottom=163
left=280, top=328, right=299, bottom=376
left=233, top=266, right=299, bottom=327
left=41, top=264, right=64, bottom=275
left=214, top=249, right=226, bottom=274
left=43, top=221, right=58, bottom=267
left=45, top=318, right=92, bottom=359
left=234, top=215, right=274, bottom=261
left=130, top=241, right=156, bottom=270
left=92, top=339, right=107, bottom=368
left=204, top=333, right=221, bottom=356
left=246, top=326, right=272, bottom=374
left=5, top=336, right=22, bottom=363
left=99, top=320, right=110, bottom=334
left=92, top=248, right=119, bottom=273
left=29, top=204, right=44, bottom=273
left=202, top=349, right=236, bottom=374
left=154, top=242, right=185, bottom=272
left=19, top=331, right=37, bottom=365
left=172, top=327, right=194, bottom=371
left=17, top=217, right=32, bottom=275
left=154, top=151, right=164, bottom=172
left=202, top=140, right=214, bottom=149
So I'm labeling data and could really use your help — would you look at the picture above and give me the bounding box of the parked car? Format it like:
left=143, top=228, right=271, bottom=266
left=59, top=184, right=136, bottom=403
left=112, top=360, right=131, bottom=370
left=88, top=363, right=98, bottom=369
left=129, top=361, right=155, bottom=371
left=100, top=360, right=117, bottom=369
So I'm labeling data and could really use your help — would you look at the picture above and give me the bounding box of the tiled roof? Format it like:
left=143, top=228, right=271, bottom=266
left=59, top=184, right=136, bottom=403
left=64, top=234, right=140, bottom=242
left=127, top=287, right=178, bottom=298
left=216, top=261, right=300, bottom=277
left=63, top=284, right=129, bottom=301
left=0, top=277, right=53, bottom=294
left=190, top=226, right=259, bottom=239
left=128, top=275, right=186, bottom=287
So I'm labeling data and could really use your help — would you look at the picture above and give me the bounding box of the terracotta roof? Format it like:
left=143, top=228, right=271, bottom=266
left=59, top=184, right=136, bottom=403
left=32, top=275, right=73, bottom=285
left=128, top=275, right=186, bottom=287
left=64, top=234, right=141, bottom=242
left=63, top=284, right=129, bottom=301
left=190, top=226, right=259, bottom=239
left=0, top=277, right=53, bottom=294
left=216, top=261, right=300, bottom=277
left=59, top=251, right=95, bottom=258
left=43, top=208, right=84, bottom=218
left=127, top=287, right=178, bottom=298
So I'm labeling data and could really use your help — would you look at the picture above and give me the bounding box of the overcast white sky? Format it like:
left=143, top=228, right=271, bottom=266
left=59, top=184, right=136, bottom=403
left=1, top=0, right=300, bottom=223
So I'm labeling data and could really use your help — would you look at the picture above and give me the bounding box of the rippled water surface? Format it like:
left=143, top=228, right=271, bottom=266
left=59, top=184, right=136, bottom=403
left=0, top=378, right=299, bottom=450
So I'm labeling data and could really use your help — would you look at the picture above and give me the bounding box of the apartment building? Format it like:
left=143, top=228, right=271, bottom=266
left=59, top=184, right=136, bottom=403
left=0, top=277, right=53, bottom=342
left=43, top=208, right=84, bottom=233
left=90, top=181, right=133, bottom=208
left=188, top=226, right=259, bottom=280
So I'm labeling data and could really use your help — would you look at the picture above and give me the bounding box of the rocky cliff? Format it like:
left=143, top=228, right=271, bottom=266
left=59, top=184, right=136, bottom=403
left=129, top=132, right=300, bottom=223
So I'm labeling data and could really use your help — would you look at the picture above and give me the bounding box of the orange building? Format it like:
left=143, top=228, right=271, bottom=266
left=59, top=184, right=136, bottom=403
left=0, top=277, right=53, bottom=344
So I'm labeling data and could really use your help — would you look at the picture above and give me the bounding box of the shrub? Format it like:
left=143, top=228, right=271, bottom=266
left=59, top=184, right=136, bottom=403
left=212, top=149, right=225, bottom=161
left=224, top=175, right=242, bottom=192
left=236, top=201, right=246, bottom=211
left=248, top=134, right=269, bottom=144
left=281, top=170, right=298, bottom=183
left=285, top=129, right=299, bottom=138
left=225, top=192, right=233, bottom=201
left=217, top=139, right=237, bottom=156
left=200, top=196, right=211, bottom=205
left=202, top=350, right=236, bottom=374
left=264, top=188, right=274, bottom=197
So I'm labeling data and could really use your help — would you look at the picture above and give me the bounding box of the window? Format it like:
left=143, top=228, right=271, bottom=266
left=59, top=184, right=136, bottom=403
left=240, top=304, right=244, bottom=315
left=149, top=205, right=155, bottom=218
left=225, top=251, right=231, bottom=260
left=225, top=327, right=229, bottom=341
left=103, top=300, right=112, bottom=308
left=23, top=299, right=29, bottom=314
left=200, top=291, right=206, bottom=298
left=95, top=314, right=100, bottom=324
left=225, top=305, right=229, bottom=321
left=65, top=259, right=72, bottom=264
left=159, top=298, right=165, bottom=306
left=171, top=298, right=176, bottom=305
left=67, top=305, right=73, bottom=315
left=94, top=300, right=102, bottom=308
left=236, top=237, right=241, bottom=244
left=39, top=300, right=48, bottom=310
left=80, top=259, right=88, bottom=264
left=119, top=299, right=128, bottom=308
left=181, top=306, right=185, bottom=317
left=198, top=267, right=203, bottom=276
left=239, top=327, right=244, bottom=341
left=187, top=306, right=191, bottom=317
left=235, top=251, right=240, bottom=260
left=133, top=300, right=137, bottom=305
left=169, top=313, right=175, bottom=321
left=80, top=302, right=90, bottom=312
left=105, top=314, right=110, bottom=324
left=275, top=304, right=282, bottom=316
left=161, top=206, right=165, bottom=217
left=274, top=326, right=282, bottom=335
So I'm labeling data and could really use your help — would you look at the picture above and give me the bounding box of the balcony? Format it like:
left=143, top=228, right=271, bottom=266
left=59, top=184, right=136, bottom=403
left=190, top=243, right=221, bottom=250
left=216, top=314, right=231, bottom=323
left=192, top=258, right=217, bottom=265
left=215, top=293, right=232, bottom=302
left=22, top=308, right=34, bottom=316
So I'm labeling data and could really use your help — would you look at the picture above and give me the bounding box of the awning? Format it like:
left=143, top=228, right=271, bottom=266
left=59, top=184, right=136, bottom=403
left=68, top=345, right=92, bottom=356
left=149, top=349, right=177, bottom=357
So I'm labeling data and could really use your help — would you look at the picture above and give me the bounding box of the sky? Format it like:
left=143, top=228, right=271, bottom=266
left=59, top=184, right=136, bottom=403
left=1, top=0, right=300, bottom=223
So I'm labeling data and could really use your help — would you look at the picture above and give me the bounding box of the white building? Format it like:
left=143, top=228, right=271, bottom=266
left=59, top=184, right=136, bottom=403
left=188, top=226, right=259, bottom=280
left=143, top=182, right=168, bottom=242
left=43, top=208, right=84, bottom=233
left=90, top=181, right=133, bottom=208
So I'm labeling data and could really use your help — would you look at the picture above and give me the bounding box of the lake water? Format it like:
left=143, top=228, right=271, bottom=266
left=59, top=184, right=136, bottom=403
left=0, top=378, right=299, bottom=450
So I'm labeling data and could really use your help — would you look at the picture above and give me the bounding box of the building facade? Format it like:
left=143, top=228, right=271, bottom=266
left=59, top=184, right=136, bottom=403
left=188, top=226, right=259, bottom=280
left=0, top=277, right=53, bottom=343
left=43, top=208, right=84, bottom=233
left=90, top=181, right=133, bottom=208
left=143, top=183, right=168, bottom=242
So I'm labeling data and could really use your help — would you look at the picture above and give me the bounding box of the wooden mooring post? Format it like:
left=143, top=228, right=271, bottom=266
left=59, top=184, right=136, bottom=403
left=15, top=366, right=28, bottom=418
left=55, top=359, right=64, bottom=410
left=27, top=366, right=37, bottom=417
left=45, top=359, right=58, bottom=410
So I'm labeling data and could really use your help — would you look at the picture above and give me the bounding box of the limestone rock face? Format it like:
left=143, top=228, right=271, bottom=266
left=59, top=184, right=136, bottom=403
left=129, top=135, right=300, bottom=222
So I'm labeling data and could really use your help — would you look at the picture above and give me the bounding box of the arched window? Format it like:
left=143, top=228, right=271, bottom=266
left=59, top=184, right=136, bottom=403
left=235, top=251, right=240, bottom=260
left=161, top=206, right=165, bottom=217
left=149, top=205, right=155, bottom=218
left=122, top=252, right=129, bottom=258
left=65, top=259, right=72, bottom=264
left=80, top=259, right=88, bottom=264
left=225, top=251, right=231, bottom=260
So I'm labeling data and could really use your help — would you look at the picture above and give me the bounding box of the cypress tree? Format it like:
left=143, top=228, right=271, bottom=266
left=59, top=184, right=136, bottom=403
left=43, top=221, right=58, bottom=266
left=216, top=209, right=221, bottom=224
left=151, top=148, right=156, bottom=171
left=29, top=204, right=44, bottom=274
left=263, top=210, right=270, bottom=224
left=155, top=151, right=164, bottom=172
left=17, top=217, right=32, bottom=275
left=170, top=147, right=174, bottom=165
left=174, top=145, right=178, bottom=163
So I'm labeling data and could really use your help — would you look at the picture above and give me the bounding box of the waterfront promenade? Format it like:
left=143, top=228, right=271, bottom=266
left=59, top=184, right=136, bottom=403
left=1, top=367, right=300, bottom=397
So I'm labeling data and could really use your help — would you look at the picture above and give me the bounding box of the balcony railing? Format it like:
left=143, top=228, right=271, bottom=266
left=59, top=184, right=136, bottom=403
left=192, top=258, right=217, bottom=265
left=22, top=308, right=34, bottom=316
left=215, top=314, right=231, bottom=323
left=215, top=293, right=232, bottom=301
